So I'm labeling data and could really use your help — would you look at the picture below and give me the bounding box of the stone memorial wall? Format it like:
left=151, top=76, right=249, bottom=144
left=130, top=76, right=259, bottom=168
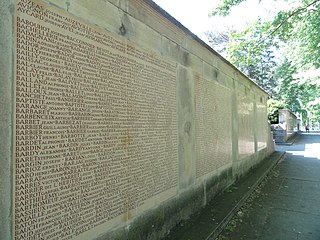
left=237, top=83, right=255, bottom=158
left=14, top=1, right=178, bottom=239
left=195, top=75, right=232, bottom=178
left=256, top=97, right=268, bottom=150
left=0, top=0, right=274, bottom=239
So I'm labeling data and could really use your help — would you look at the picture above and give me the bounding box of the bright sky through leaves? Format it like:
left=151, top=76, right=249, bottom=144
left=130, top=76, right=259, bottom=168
left=153, top=0, right=292, bottom=43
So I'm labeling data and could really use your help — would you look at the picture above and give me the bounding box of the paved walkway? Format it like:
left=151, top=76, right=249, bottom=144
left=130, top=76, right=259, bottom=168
left=218, top=132, right=320, bottom=240
left=165, top=133, right=320, bottom=240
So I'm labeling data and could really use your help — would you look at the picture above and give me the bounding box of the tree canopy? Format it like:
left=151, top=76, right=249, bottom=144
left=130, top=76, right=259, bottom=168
left=209, top=0, right=320, bottom=126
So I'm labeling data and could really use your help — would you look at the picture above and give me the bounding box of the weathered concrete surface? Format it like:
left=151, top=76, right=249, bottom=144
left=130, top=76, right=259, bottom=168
left=217, top=133, right=320, bottom=240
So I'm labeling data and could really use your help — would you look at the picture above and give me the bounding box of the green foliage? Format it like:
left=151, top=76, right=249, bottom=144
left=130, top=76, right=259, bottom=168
left=308, top=100, right=320, bottom=125
left=209, top=0, right=320, bottom=123
left=274, top=60, right=300, bottom=112
left=226, top=19, right=278, bottom=97
left=274, top=59, right=320, bottom=123
left=288, top=5, right=320, bottom=70
left=273, top=0, right=320, bottom=70
left=210, top=0, right=246, bottom=16
left=267, top=99, right=286, bottom=123
left=212, top=0, right=320, bottom=72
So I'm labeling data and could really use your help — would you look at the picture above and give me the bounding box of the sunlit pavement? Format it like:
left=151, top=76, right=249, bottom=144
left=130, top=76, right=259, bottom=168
left=219, top=132, right=320, bottom=240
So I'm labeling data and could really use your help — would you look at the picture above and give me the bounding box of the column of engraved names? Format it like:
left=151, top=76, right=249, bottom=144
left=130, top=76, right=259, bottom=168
left=16, top=1, right=179, bottom=239
left=81, top=44, right=130, bottom=221
left=15, top=1, right=129, bottom=239
left=125, top=45, right=178, bottom=208
left=41, top=8, right=131, bottom=228
left=195, top=78, right=215, bottom=178
left=75, top=44, right=129, bottom=222
left=32, top=22, right=111, bottom=235
left=42, top=30, right=94, bottom=237
left=41, top=0, right=178, bottom=219
left=79, top=43, right=179, bottom=211
left=15, top=12, right=96, bottom=240
left=16, top=14, right=99, bottom=239
left=14, top=16, right=64, bottom=240
left=38, top=9, right=131, bottom=229
left=195, top=78, right=232, bottom=178
left=67, top=38, right=179, bottom=211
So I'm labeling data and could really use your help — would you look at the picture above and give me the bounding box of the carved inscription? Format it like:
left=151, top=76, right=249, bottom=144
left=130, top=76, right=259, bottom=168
left=237, top=86, right=255, bottom=157
left=194, top=76, right=232, bottom=177
left=14, top=0, right=178, bottom=239
left=256, top=97, right=267, bottom=150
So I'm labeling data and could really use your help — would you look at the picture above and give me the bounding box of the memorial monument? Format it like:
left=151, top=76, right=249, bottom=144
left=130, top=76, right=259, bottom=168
left=0, top=0, right=274, bottom=239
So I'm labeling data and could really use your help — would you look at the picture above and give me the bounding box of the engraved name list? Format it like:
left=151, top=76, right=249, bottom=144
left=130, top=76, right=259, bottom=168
left=14, top=0, right=178, bottom=239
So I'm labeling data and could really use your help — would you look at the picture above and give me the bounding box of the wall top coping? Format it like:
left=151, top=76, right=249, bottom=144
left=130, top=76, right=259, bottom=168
left=145, top=0, right=269, bottom=96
